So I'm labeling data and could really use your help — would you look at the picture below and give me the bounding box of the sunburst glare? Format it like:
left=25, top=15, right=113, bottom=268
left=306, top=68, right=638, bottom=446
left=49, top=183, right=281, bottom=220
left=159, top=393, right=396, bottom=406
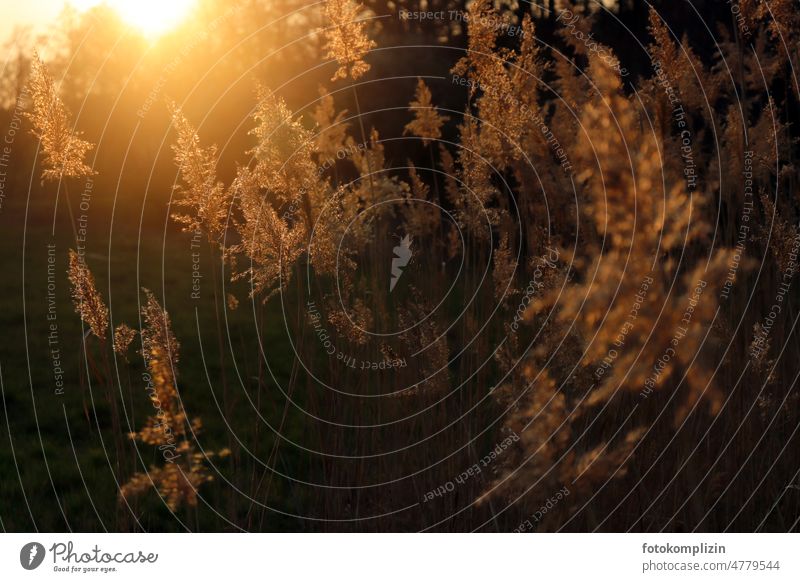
left=69, top=0, right=196, bottom=37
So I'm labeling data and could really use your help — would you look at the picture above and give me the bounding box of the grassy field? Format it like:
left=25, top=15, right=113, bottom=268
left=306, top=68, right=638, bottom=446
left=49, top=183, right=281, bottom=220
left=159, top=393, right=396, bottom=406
left=0, top=181, right=306, bottom=531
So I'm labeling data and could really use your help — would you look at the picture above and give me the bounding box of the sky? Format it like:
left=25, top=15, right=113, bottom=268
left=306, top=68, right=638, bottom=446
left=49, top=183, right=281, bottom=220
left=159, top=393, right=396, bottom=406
left=0, top=0, right=66, bottom=40
left=0, top=0, right=199, bottom=46
left=0, top=0, right=622, bottom=47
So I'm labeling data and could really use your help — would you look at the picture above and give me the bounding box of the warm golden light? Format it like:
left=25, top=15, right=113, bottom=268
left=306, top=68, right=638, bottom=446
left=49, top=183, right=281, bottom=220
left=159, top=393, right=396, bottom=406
left=69, top=0, right=196, bottom=37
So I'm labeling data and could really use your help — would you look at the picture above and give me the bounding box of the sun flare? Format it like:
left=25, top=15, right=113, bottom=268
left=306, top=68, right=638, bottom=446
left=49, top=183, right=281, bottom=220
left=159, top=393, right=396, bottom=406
left=69, top=0, right=196, bottom=37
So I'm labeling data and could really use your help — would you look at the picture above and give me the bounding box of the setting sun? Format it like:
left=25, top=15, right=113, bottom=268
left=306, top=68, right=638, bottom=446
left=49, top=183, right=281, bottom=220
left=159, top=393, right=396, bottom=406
left=69, top=0, right=196, bottom=36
